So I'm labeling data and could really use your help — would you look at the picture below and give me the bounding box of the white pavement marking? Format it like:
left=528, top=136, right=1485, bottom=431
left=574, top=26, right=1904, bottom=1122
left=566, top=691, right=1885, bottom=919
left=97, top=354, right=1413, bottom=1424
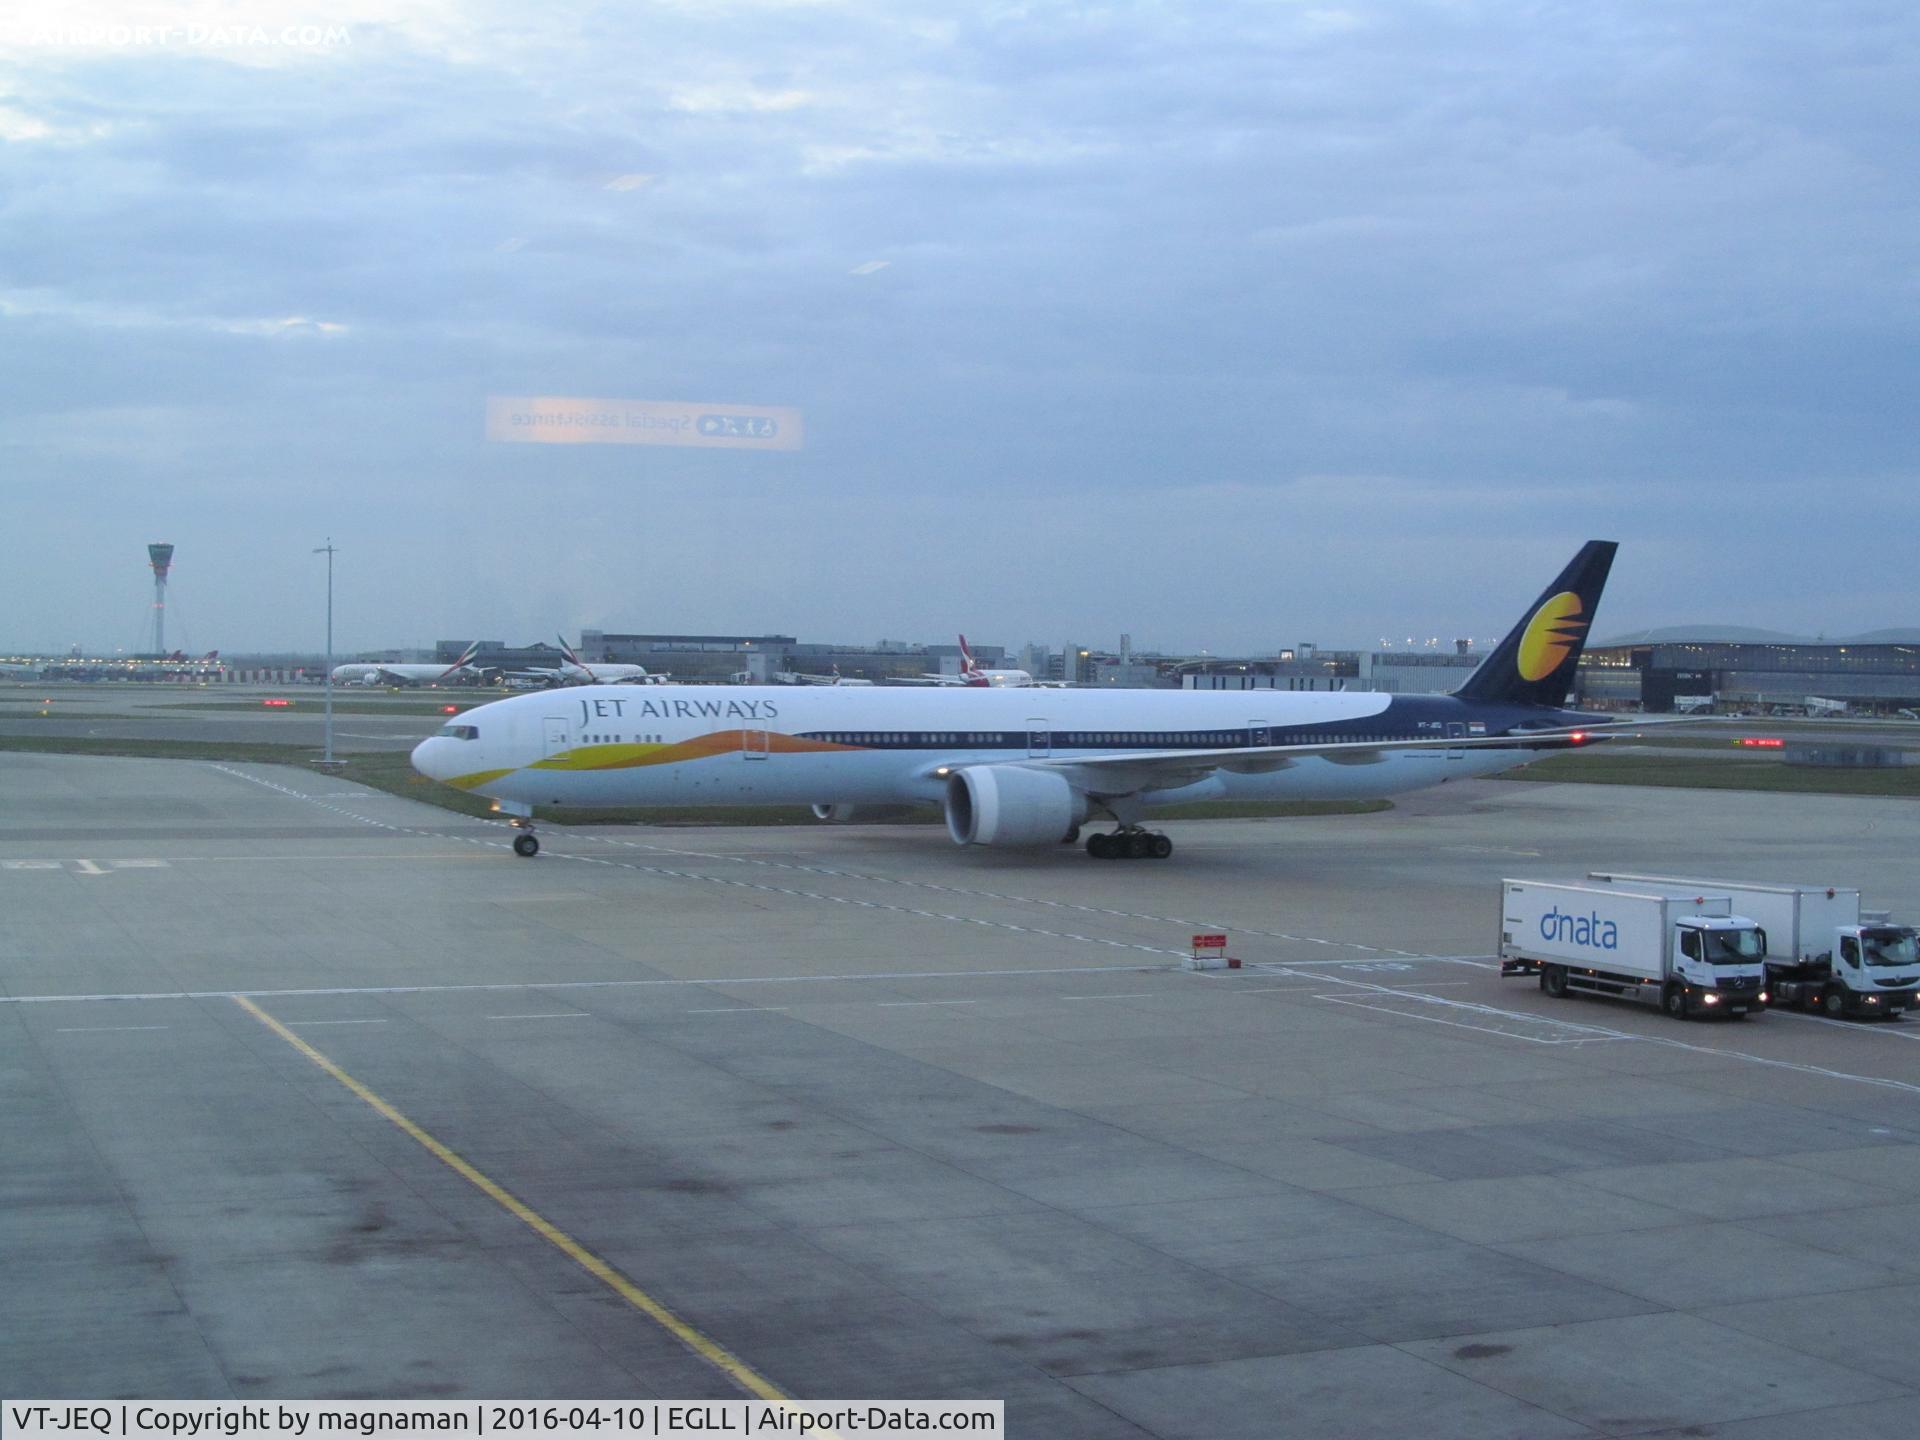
left=1060, top=992, right=1161, bottom=1001
left=1770, top=1009, right=1920, bottom=1041
left=1316, top=993, right=1631, bottom=1045
left=0, top=963, right=1164, bottom=1006
left=1282, top=964, right=1920, bottom=1098
left=486, top=1012, right=590, bottom=1021
left=288, top=1018, right=390, bottom=1026
left=876, top=1000, right=979, bottom=1008
left=1, top=858, right=172, bottom=874
left=54, top=1025, right=171, bottom=1033
left=687, top=1007, right=792, bottom=1015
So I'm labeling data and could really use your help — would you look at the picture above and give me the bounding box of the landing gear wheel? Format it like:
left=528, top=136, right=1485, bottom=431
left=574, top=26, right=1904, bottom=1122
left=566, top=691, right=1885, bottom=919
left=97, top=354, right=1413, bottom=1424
left=1662, top=984, right=1688, bottom=1020
left=1087, top=833, right=1115, bottom=859
left=1544, top=965, right=1569, bottom=998
left=1148, top=833, right=1174, bottom=860
left=1823, top=987, right=1847, bottom=1018
left=513, top=832, right=540, bottom=858
left=1125, top=832, right=1152, bottom=860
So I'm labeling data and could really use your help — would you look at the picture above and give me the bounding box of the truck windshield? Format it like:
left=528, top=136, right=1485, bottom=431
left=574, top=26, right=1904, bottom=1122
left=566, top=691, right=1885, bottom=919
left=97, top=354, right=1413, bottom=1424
left=1861, top=929, right=1919, bottom=968
left=1702, top=928, right=1764, bottom=963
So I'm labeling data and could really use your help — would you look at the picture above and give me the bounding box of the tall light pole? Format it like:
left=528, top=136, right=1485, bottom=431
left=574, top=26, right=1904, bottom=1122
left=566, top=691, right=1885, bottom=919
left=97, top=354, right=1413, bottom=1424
left=314, top=539, right=338, bottom=766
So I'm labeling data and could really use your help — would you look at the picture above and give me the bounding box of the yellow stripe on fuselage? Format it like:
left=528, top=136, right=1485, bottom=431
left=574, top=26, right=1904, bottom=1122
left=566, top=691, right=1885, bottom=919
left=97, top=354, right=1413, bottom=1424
left=443, top=767, right=517, bottom=791
left=529, top=730, right=858, bottom=772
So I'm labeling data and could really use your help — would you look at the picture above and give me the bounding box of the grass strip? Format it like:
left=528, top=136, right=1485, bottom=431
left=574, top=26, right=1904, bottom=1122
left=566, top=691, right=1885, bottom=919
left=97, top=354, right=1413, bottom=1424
left=1506, top=751, right=1920, bottom=798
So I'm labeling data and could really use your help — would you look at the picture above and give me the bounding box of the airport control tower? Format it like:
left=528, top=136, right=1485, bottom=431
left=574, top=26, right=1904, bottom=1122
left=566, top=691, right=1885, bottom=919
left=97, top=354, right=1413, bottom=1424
left=148, top=542, right=174, bottom=654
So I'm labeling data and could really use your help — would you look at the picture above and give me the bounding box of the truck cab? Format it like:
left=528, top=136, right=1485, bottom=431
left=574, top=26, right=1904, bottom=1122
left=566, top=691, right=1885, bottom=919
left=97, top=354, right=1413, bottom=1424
left=1669, top=917, right=1769, bottom=1017
left=1814, top=925, right=1920, bottom=1018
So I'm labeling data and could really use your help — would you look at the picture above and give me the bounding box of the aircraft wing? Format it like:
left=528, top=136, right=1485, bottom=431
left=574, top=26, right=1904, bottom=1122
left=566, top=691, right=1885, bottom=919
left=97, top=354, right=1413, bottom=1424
left=949, top=723, right=1631, bottom=798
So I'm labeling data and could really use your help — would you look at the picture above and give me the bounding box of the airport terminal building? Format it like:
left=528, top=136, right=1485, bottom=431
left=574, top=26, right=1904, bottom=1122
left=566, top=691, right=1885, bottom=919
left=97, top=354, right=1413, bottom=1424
left=1577, top=639, right=1920, bottom=713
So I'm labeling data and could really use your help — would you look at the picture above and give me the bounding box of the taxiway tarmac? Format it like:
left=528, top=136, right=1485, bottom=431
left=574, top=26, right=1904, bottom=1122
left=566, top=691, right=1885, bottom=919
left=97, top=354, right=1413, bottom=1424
left=5, top=752, right=1920, bottom=1437
left=0, top=685, right=447, bottom=752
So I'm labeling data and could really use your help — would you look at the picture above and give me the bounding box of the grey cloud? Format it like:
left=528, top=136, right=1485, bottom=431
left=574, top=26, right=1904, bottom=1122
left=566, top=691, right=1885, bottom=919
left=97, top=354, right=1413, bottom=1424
left=0, top=1, right=1915, bottom=650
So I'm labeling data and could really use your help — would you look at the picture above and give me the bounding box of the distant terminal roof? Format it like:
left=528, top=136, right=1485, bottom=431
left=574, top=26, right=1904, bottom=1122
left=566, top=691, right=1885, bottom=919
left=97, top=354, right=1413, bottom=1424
left=1596, top=627, right=1920, bottom=646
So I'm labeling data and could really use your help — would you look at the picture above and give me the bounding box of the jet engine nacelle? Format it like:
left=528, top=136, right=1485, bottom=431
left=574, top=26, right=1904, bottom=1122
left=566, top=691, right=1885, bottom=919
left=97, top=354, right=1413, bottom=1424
left=943, top=766, right=1087, bottom=847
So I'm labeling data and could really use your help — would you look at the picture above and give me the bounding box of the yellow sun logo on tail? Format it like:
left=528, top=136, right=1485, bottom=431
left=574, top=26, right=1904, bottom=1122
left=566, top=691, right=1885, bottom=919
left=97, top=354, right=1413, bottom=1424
left=1517, top=591, right=1588, bottom=681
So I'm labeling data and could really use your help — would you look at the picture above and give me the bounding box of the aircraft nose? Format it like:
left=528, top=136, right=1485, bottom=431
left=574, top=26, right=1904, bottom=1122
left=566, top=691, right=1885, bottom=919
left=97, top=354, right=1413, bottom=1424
left=411, top=735, right=447, bottom=780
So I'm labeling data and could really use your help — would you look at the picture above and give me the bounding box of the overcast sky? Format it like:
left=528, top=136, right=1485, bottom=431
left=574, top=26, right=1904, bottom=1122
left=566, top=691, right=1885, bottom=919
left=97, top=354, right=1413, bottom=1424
left=3, top=1, right=1916, bottom=656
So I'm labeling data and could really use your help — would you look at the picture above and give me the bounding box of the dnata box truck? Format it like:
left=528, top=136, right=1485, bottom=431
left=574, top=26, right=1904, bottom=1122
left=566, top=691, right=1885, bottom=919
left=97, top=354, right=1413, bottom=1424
left=1587, top=873, right=1920, bottom=1020
left=1499, top=879, right=1768, bottom=1020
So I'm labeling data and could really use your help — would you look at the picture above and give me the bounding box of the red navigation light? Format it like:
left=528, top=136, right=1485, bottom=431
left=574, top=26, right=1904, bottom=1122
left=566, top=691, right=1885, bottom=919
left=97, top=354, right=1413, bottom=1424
left=1569, top=731, right=1588, bottom=744
left=441, top=704, right=459, bottom=714
left=262, top=698, right=292, bottom=708
left=1738, top=737, right=1784, bottom=748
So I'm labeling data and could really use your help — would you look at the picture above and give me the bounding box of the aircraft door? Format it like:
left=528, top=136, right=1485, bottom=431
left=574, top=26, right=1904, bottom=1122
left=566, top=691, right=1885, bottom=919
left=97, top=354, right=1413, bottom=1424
left=1446, top=722, right=1467, bottom=759
left=742, top=728, right=770, bottom=760
left=1027, top=720, right=1051, bottom=758
left=542, top=716, right=570, bottom=756
left=1250, top=720, right=1271, bottom=748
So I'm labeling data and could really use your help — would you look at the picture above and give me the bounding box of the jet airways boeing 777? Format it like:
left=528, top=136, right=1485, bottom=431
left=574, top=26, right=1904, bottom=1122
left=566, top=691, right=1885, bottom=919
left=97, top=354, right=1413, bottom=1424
left=412, top=542, right=1630, bottom=860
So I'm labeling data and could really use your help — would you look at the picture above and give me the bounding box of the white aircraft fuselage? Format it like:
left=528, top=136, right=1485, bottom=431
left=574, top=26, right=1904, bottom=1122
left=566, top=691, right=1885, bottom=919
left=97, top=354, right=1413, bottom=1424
left=410, top=540, right=1624, bottom=859
left=331, top=662, right=476, bottom=686
left=413, top=684, right=1553, bottom=812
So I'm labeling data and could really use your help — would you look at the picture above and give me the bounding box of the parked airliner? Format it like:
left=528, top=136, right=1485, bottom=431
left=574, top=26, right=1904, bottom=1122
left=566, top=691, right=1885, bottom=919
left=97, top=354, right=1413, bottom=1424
left=332, top=642, right=483, bottom=687
left=901, top=635, right=1037, bottom=687
left=496, top=637, right=656, bottom=688
left=413, top=542, right=1629, bottom=859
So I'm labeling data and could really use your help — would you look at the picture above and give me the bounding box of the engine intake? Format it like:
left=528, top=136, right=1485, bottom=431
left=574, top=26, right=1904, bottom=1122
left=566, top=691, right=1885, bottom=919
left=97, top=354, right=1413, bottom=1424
left=943, top=766, right=1087, bottom=847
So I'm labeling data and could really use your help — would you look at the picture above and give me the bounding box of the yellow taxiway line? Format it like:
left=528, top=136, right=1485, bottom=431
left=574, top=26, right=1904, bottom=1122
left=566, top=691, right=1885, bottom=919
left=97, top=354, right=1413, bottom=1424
left=232, top=993, right=790, bottom=1403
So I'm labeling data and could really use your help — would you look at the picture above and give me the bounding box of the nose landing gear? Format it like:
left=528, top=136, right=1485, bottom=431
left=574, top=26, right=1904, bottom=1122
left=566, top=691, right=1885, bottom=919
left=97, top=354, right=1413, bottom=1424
left=1087, top=829, right=1173, bottom=860
left=509, top=818, right=540, bottom=857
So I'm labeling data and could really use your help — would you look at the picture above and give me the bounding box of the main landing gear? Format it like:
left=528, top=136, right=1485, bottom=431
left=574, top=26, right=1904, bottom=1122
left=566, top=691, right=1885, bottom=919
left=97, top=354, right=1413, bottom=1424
left=1086, top=829, right=1173, bottom=861
left=510, top=818, right=540, bottom=857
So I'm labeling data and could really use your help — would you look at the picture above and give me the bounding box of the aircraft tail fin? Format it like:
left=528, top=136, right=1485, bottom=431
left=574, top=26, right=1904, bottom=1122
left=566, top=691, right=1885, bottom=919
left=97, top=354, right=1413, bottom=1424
left=436, top=642, right=480, bottom=681
left=558, top=635, right=599, bottom=682
left=1453, top=540, right=1617, bottom=708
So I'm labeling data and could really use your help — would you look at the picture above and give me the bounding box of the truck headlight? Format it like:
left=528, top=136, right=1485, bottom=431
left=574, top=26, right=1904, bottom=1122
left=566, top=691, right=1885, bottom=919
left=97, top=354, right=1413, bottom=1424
left=1866, top=996, right=1880, bottom=1006
left=1702, top=993, right=1720, bottom=1006
left=1758, top=992, right=1769, bottom=1003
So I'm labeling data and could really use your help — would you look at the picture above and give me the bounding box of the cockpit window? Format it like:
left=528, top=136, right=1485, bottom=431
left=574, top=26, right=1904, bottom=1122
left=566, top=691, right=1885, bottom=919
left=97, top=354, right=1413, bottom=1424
left=437, top=724, right=480, bottom=740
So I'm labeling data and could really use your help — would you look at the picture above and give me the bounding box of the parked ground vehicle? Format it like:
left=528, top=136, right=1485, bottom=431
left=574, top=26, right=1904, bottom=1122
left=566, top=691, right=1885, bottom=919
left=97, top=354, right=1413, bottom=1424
left=1587, top=873, right=1920, bottom=1019
left=1499, top=878, right=1768, bottom=1019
